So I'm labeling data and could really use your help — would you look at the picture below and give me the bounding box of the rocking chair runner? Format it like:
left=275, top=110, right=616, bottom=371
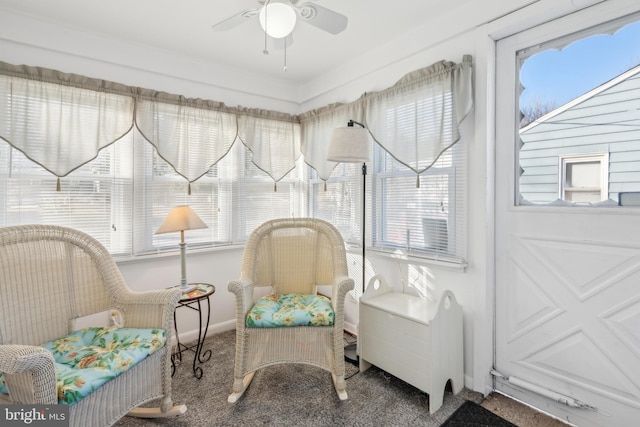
left=227, top=218, right=355, bottom=402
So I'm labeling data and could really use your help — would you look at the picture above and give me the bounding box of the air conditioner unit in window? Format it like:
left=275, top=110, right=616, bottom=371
left=422, top=217, right=448, bottom=252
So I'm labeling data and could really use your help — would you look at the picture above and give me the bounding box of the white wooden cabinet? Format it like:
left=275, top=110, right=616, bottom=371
left=359, top=275, right=463, bottom=414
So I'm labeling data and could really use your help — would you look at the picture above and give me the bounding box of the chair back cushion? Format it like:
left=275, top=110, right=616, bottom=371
left=242, top=218, right=348, bottom=294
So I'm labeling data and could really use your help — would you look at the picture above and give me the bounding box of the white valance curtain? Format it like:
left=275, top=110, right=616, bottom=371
left=0, top=56, right=472, bottom=191
left=299, top=102, right=362, bottom=181
left=0, top=62, right=300, bottom=192
left=364, top=55, right=473, bottom=185
left=238, top=111, right=301, bottom=190
left=135, top=96, right=237, bottom=193
left=0, top=64, right=135, bottom=190
left=300, top=55, right=473, bottom=183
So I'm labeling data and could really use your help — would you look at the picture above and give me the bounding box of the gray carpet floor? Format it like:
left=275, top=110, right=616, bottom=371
left=114, top=330, right=482, bottom=427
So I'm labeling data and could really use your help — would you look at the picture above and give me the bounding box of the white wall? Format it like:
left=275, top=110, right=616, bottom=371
left=0, top=10, right=301, bottom=114
left=0, top=0, right=617, bottom=397
left=116, top=247, right=243, bottom=341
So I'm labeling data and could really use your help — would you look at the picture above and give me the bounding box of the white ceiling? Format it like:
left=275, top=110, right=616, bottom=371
left=0, top=0, right=474, bottom=84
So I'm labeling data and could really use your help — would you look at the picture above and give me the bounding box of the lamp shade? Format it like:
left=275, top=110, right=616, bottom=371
left=327, top=126, right=371, bottom=163
left=155, top=205, right=207, bottom=234
left=259, top=0, right=297, bottom=39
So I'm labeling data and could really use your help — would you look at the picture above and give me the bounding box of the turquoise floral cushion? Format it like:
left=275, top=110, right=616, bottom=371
left=246, top=293, right=334, bottom=328
left=0, top=326, right=166, bottom=405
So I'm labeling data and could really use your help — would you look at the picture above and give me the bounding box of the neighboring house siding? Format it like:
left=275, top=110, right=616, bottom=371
left=519, top=67, right=640, bottom=203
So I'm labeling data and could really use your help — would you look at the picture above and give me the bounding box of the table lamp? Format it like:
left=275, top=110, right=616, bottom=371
left=155, top=205, right=208, bottom=293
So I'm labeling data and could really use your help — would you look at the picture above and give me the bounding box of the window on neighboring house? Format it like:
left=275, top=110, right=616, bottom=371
left=559, top=153, right=609, bottom=203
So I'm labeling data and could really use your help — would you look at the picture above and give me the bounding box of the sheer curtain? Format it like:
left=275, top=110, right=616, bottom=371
left=300, top=56, right=473, bottom=184
left=0, top=63, right=135, bottom=190
left=0, top=57, right=473, bottom=262
left=363, top=55, right=473, bottom=186
left=238, top=110, right=301, bottom=190
left=0, top=61, right=302, bottom=195
left=135, top=95, right=238, bottom=194
left=299, top=102, right=363, bottom=182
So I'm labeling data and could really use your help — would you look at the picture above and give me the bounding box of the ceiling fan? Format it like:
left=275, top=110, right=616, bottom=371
left=211, top=0, right=348, bottom=39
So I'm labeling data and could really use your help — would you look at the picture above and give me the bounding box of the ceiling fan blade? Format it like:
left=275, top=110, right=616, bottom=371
left=211, top=8, right=259, bottom=32
left=297, top=3, right=347, bottom=35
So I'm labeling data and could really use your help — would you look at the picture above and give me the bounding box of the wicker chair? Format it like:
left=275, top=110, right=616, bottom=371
left=0, top=225, right=187, bottom=426
left=227, top=218, right=355, bottom=402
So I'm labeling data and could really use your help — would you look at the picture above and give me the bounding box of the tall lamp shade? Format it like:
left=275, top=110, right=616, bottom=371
left=155, top=205, right=208, bottom=293
left=327, top=124, right=371, bottom=163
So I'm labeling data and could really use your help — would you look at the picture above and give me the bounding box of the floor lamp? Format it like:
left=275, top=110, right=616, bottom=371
left=327, top=119, right=371, bottom=364
left=155, top=205, right=208, bottom=293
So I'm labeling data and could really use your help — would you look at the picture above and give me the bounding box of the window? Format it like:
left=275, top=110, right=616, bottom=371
left=309, top=161, right=363, bottom=245
left=0, top=136, right=134, bottom=256
left=371, top=137, right=466, bottom=262
left=1, top=58, right=468, bottom=261
left=132, top=128, right=225, bottom=255
left=0, top=126, right=303, bottom=257
left=232, top=141, right=304, bottom=241
left=559, top=153, right=608, bottom=202
left=309, top=136, right=466, bottom=264
left=517, top=17, right=640, bottom=206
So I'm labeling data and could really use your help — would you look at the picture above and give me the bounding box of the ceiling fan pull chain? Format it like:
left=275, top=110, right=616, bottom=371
left=283, top=42, right=287, bottom=72
left=263, top=0, right=270, bottom=55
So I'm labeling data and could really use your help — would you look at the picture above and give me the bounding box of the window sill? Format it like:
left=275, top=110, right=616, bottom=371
left=114, top=243, right=243, bottom=265
left=347, top=245, right=467, bottom=271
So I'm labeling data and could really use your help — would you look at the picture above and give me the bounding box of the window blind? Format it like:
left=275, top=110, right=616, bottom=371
left=309, top=161, right=363, bottom=243
left=372, top=138, right=466, bottom=262
left=0, top=137, right=134, bottom=256
left=233, top=141, right=304, bottom=242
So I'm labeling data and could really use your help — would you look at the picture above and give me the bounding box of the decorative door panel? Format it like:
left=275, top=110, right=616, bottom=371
left=496, top=223, right=640, bottom=426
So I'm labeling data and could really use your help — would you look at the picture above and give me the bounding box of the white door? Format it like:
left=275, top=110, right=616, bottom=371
left=494, top=5, right=640, bottom=427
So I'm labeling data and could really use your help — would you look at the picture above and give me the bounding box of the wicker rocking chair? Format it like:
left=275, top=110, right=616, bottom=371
left=0, top=225, right=186, bottom=426
left=227, top=218, right=355, bottom=402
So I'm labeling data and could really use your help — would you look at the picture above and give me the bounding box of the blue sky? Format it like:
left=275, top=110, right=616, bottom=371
left=520, top=19, right=640, bottom=109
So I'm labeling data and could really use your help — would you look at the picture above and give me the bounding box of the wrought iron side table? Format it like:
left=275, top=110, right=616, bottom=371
left=171, top=283, right=214, bottom=379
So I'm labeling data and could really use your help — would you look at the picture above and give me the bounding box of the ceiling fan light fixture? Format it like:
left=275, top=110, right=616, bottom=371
left=259, top=0, right=297, bottom=39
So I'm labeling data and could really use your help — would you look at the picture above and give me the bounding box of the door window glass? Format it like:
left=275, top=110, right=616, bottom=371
left=517, top=18, right=640, bottom=207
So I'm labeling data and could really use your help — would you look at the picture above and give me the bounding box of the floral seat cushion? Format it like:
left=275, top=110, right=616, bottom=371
left=246, top=293, right=334, bottom=328
left=0, top=326, right=166, bottom=405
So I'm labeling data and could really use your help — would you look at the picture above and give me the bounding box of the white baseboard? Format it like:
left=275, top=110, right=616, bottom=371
left=465, top=373, right=474, bottom=391
left=175, top=319, right=235, bottom=344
